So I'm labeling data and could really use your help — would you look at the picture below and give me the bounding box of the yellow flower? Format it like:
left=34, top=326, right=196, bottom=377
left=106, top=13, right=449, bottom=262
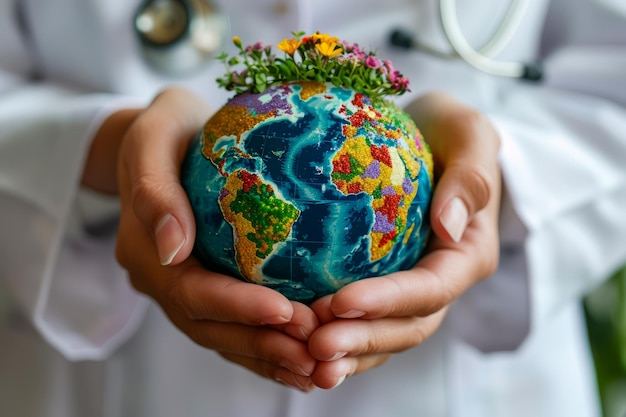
left=277, top=38, right=302, bottom=55
left=232, top=36, right=242, bottom=47
left=315, top=41, right=342, bottom=57
left=312, top=33, right=339, bottom=44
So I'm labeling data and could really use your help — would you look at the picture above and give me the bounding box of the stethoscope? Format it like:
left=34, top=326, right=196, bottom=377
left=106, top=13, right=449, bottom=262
left=134, top=0, right=228, bottom=75
left=134, top=0, right=542, bottom=81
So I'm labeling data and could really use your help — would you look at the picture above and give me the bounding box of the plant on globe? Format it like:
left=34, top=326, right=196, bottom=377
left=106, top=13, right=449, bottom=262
left=181, top=32, right=434, bottom=303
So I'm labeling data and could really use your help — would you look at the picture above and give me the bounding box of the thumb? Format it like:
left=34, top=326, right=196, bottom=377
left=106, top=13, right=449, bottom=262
left=406, top=92, right=500, bottom=243
left=118, top=87, right=211, bottom=265
left=431, top=162, right=496, bottom=243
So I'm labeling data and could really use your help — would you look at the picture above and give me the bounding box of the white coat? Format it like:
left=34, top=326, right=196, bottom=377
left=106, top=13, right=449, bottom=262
left=1, top=0, right=626, bottom=415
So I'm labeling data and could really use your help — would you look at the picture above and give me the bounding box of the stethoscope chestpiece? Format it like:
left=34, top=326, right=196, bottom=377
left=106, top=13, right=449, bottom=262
left=134, top=0, right=228, bottom=76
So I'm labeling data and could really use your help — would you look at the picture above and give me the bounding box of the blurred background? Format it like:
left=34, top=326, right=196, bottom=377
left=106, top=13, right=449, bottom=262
left=584, top=266, right=626, bottom=417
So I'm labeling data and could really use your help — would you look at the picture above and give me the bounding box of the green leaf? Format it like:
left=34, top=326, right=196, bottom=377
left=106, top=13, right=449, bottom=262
left=287, top=59, right=299, bottom=73
left=255, top=73, right=267, bottom=85
left=278, top=63, right=292, bottom=77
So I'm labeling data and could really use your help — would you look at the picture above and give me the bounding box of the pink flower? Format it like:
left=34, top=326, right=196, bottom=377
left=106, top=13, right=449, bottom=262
left=231, top=69, right=248, bottom=83
left=383, top=59, right=394, bottom=74
left=245, top=42, right=265, bottom=53
left=393, top=76, right=410, bottom=92
left=352, top=44, right=366, bottom=59
left=382, top=59, right=401, bottom=83
left=342, top=40, right=355, bottom=52
left=365, top=55, right=381, bottom=69
left=344, top=41, right=366, bottom=59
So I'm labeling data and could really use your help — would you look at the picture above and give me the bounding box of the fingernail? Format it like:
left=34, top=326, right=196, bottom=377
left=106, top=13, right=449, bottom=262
left=284, top=324, right=311, bottom=341
left=439, top=197, right=468, bottom=243
left=296, top=326, right=311, bottom=341
left=293, top=375, right=315, bottom=392
left=330, top=375, right=346, bottom=389
left=281, top=360, right=311, bottom=376
left=259, top=315, right=290, bottom=325
left=155, top=214, right=186, bottom=265
left=337, top=309, right=366, bottom=319
left=276, top=375, right=314, bottom=392
left=328, top=352, right=347, bottom=361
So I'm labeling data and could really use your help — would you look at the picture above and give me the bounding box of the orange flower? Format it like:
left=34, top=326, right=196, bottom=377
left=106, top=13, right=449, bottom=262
left=315, top=41, right=342, bottom=57
left=277, top=38, right=302, bottom=55
left=312, top=33, right=339, bottom=44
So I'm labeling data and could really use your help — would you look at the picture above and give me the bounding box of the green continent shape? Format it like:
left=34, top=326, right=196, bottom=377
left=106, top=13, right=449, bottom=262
left=219, top=170, right=300, bottom=281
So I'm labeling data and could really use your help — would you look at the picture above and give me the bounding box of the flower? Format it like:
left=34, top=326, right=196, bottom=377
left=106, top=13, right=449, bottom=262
left=365, top=55, right=381, bottom=69
left=216, top=31, right=410, bottom=99
left=246, top=41, right=267, bottom=53
left=277, top=38, right=302, bottom=56
left=315, top=41, right=342, bottom=57
left=312, top=33, right=339, bottom=44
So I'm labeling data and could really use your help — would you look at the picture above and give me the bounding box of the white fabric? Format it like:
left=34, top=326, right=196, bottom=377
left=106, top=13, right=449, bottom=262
left=1, top=0, right=625, bottom=415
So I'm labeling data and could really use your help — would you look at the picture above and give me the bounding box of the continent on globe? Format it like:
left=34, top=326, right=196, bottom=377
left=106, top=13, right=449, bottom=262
left=219, top=169, right=300, bottom=280
left=331, top=94, right=426, bottom=262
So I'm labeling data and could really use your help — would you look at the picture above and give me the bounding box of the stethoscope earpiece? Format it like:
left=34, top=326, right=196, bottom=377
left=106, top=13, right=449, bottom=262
left=389, top=29, right=416, bottom=50
left=521, top=62, right=543, bottom=82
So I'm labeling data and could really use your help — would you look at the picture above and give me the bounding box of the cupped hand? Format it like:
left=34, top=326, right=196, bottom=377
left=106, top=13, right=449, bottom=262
left=307, top=92, right=502, bottom=389
left=112, top=87, right=319, bottom=391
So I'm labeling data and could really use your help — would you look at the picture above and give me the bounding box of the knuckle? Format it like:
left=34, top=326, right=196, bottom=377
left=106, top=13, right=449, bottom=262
left=165, top=280, right=211, bottom=321
left=462, top=165, right=493, bottom=212
left=130, top=172, right=185, bottom=230
left=162, top=278, right=191, bottom=315
left=364, top=324, right=383, bottom=354
left=403, top=321, right=429, bottom=349
left=245, top=328, right=273, bottom=361
left=131, top=173, right=162, bottom=217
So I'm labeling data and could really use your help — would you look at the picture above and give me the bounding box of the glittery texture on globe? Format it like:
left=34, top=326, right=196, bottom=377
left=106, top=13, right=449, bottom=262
left=181, top=82, right=433, bottom=303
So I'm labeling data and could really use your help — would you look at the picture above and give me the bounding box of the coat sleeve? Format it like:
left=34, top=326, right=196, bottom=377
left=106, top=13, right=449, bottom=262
left=0, top=1, right=150, bottom=360
left=448, top=0, right=626, bottom=352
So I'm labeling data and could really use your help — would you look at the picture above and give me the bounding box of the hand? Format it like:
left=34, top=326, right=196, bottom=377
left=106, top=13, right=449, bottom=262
left=110, top=87, right=319, bottom=391
left=307, top=92, right=502, bottom=389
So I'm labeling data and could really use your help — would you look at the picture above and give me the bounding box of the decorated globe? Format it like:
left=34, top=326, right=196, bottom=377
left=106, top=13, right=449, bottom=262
left=181, top=33, right=434, bottom=303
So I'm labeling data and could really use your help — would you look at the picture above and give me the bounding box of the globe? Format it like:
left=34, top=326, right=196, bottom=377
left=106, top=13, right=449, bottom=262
left=181, top=81, right=434, bottom=303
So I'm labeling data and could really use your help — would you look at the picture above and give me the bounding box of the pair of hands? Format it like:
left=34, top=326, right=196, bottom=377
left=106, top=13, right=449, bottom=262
left=87, top=87, right=501, bottom=392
